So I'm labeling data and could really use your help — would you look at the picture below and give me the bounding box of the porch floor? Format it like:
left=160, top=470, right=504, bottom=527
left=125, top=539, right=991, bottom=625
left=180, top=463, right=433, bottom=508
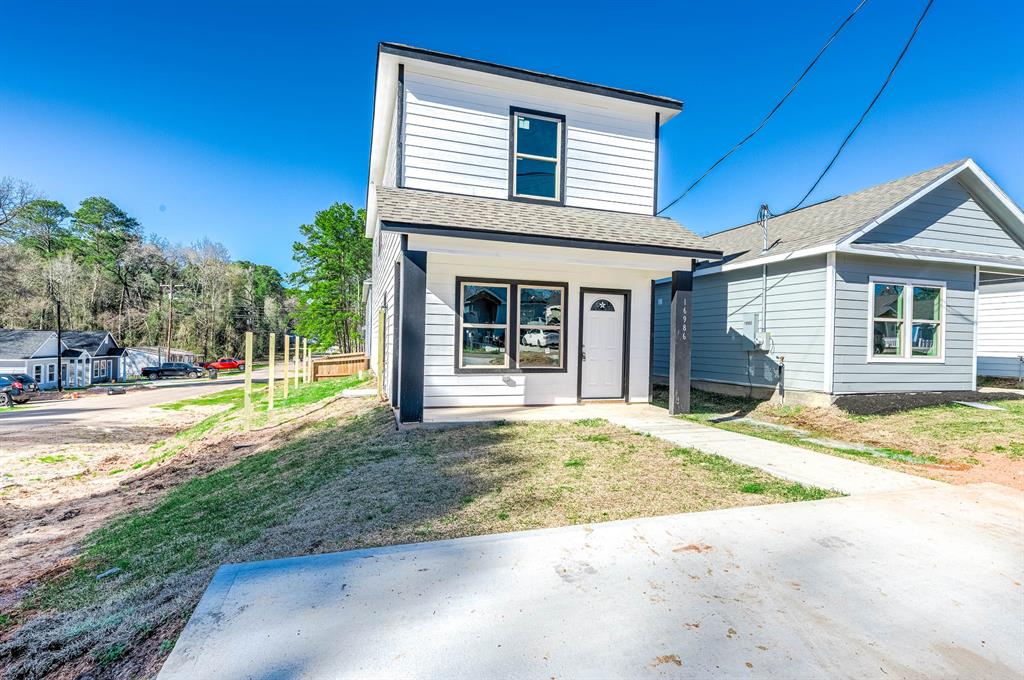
left=423, top=403, right=941, bottom=496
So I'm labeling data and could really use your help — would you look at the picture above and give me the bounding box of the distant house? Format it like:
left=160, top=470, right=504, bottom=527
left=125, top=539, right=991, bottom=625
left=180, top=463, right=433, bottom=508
left=653, top=159, right=1024, bottom=402
left=0, top=329, right=124, bottom=389
left=122, top=346, right=198, bottom=377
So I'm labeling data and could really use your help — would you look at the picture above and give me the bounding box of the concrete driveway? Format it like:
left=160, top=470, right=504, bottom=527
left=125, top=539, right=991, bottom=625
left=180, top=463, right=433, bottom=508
left=161, top=482, right=1024, bottom=679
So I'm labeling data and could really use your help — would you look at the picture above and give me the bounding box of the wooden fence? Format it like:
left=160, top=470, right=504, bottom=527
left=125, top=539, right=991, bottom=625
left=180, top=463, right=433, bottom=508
left=311, top=353, right=369, bottom=382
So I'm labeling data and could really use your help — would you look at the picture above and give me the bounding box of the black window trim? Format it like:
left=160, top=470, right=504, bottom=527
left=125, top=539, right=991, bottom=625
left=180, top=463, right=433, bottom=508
left=454, top=275, right=569, bottom=374
left=508, top=107, right=567, bottom=206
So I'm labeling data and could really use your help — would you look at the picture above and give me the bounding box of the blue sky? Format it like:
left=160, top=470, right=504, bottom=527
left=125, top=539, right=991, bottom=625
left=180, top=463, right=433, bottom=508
left=2, top=1, right=1021, bottom=273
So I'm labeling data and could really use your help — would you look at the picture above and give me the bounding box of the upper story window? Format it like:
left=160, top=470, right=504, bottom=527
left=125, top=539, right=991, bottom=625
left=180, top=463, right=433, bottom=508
left=510, top=109, right=564, bottom=203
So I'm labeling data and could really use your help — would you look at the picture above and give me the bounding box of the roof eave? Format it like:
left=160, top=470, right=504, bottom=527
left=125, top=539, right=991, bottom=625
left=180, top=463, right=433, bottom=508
left=380, top=220, right=721, bottom=260
left=378, top=42, right=683, bottom=113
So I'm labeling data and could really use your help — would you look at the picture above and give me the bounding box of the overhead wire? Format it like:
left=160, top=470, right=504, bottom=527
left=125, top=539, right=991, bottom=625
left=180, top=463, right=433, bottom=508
left=784, top=0, right=936, bottom=213
left=656, top=0, right=869, bottom=216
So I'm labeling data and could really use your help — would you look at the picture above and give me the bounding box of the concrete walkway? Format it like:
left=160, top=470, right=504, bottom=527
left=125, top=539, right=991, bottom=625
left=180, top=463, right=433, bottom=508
left=160, top=482, right=1024, bottom=679
left=422, top=403, right=939, bottom=496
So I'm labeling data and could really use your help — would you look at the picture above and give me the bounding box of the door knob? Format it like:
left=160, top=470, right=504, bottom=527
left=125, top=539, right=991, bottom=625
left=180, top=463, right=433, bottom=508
left=581, top=350, right=587, bottom=361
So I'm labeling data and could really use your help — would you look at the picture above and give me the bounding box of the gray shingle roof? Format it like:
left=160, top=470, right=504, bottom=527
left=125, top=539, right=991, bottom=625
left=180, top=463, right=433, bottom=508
left=0, top=329, right=54, bottom=359
left=704, top=160, right=967, bottom=266
left=377, top=187, right=721, bottom=256
left=61, top=330, right=115, bottom=354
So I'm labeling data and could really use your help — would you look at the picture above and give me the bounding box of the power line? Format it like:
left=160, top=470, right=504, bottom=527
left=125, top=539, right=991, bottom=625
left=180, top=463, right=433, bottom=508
left=786, top=0, right=935, bottom=212
left=656, top=0, right=869, bottom=216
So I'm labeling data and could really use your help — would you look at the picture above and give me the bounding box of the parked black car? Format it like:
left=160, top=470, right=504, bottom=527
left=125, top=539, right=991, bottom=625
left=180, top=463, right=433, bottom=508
left=0, top=375, right=26, bottom=407
left=6, top=373, right=39, bottom=397
left=141, top=362, right=205, bottom=380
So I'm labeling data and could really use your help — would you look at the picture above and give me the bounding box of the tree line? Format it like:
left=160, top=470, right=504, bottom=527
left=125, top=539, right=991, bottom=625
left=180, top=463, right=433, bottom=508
left=0, top=176, right=371, bottom=358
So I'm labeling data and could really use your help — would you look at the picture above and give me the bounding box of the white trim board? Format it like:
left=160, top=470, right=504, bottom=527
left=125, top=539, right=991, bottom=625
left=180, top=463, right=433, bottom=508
left=823, top=252, right=836, bottom=394
left=865, top=275, right=947, bottom=365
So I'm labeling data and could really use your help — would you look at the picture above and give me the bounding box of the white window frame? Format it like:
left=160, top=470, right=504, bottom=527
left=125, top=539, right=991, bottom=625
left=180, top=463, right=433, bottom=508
left=866, top=276, right=946, bottom=363
left=510, top=110, right=563, bottom=203
left=458, top=281, right=511, bottom=370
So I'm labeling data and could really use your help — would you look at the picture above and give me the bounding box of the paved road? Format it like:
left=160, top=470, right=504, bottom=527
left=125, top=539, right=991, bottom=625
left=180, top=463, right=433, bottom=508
left=161, top=482, right=1024, bottom=679
left=0, top=370, right=268, bottom=436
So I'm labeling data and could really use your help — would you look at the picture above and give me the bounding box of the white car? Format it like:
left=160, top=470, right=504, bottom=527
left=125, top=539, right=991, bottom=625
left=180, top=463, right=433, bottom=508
left=522, top=329, right=559, bottom=348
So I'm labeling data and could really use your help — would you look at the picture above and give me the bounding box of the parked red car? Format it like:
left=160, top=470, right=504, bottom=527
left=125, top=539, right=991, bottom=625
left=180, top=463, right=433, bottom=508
left=200, top=357, right=245, bottom=370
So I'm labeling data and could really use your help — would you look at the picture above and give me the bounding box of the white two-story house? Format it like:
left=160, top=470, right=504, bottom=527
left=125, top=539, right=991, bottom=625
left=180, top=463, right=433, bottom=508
left=364, top=43, right=721, bottom=424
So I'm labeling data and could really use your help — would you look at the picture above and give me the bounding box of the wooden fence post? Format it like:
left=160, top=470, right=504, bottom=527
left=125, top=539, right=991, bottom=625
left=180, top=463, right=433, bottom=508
left=244, top=331, right=253, bottom=431
left=303, top=337, right=310, bottom=384
left=293, top=335, right=300, bottom=389
left=283, top=333, right=290, bottom=401
left=268, top=332, right=275, bottom=411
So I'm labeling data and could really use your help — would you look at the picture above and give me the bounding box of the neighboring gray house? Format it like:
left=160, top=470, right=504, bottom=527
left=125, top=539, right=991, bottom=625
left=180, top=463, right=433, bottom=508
left=122, top=346, right=198, bottom=378
left=654, top=159, right=1024, bottom=402
left=0, top=329, right=124, bottom=389
left=977, top=270, right=1024, bottom=379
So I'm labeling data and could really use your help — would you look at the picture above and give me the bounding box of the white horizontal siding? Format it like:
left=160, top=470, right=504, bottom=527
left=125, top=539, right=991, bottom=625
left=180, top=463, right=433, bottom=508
left=370, top=230, right=403, bottom=401
left=977, top=287, right=1024, bottom=378
left=402, top=69, right=656, bottom=214
left=421, top=250, right=667, bottom=407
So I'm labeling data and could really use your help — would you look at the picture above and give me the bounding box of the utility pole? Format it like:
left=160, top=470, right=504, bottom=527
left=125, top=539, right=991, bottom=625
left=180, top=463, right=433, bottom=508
left=55, top=297, right=63, bottom=392
left=159, top=282, right=174, bottom=363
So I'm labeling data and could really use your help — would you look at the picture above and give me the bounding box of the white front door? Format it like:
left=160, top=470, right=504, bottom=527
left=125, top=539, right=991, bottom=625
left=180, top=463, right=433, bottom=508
left=580, top=291, right=625, bottom=399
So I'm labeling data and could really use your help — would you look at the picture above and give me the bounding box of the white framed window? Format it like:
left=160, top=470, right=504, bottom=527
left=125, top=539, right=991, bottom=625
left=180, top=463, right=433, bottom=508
left=47, top=363, right=55, bottom=382
left=459, top=281, right=510, bottom=369
left=33, top=365, right=42, bottom=382
left=510, top=109, right=564, bottom=202
left=868, top=277, right=945, bottom=362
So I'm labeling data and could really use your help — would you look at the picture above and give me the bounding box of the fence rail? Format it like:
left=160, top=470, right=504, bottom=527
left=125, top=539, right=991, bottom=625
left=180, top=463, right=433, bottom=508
left=312, top=353, right=369, bottom=382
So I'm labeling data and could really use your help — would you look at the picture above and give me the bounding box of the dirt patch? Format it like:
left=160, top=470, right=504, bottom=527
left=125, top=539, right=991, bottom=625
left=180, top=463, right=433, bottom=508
left=833, top=390, right=1022, bottom=416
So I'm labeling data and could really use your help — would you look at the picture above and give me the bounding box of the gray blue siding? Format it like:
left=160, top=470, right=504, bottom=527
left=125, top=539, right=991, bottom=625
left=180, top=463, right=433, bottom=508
left=652, top=280, right=670, bottom=379
left=856, top=179, right=1024, bottom=258
left=689, top=258, right=827, bottom=392
left=832, top=254, right=976, bottom=393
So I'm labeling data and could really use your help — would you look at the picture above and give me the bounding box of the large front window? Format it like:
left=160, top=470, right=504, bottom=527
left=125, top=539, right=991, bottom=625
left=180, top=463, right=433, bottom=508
left=460, top=283, right=509, bottom=368
left=457, top=279, right=566, bottom=371
left=870, top=279, right=944, bottom=360
left=511, top=110, right=563, bottom=202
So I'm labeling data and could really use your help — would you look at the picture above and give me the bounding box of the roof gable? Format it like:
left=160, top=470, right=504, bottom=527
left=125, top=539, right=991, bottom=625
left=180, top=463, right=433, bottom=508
left=701, top=159, right=1024, bottom=272
left=60, top=330, right=117, bottom=355
left=0, top=329, right=57, bottom=359
left=854, top=178, right=1024, bottom=259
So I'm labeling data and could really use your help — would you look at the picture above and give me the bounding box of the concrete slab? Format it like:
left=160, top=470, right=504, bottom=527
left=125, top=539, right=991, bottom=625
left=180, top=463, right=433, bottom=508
left=160, top=483, right=1024, bottom=679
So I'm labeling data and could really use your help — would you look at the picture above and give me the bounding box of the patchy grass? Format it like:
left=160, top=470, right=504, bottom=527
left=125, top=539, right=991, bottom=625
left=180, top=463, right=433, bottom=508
left=2, top=401, right=836, bottom=679
left=653, top=385, right=1024, bottom=484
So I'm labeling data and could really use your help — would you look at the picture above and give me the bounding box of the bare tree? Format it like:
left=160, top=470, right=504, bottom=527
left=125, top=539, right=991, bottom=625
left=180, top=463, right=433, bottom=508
left=0, top=177, right=36, bottom=241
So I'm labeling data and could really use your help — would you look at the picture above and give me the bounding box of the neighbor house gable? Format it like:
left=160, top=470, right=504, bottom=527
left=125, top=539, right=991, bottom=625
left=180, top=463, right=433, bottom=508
left=851, top=177, right=1024, bottom=260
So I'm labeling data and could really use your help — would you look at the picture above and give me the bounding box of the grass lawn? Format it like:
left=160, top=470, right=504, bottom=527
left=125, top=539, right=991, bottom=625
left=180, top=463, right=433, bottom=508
left=0, top=398, right=836, bottom=678
left=654, top=386, right=1024, bottom=482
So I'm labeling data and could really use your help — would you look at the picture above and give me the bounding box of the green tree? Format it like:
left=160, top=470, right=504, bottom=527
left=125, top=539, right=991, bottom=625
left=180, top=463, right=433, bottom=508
left=291, top=203, right=370, bottom=353
left=15, top=199, right=72, bottom=258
